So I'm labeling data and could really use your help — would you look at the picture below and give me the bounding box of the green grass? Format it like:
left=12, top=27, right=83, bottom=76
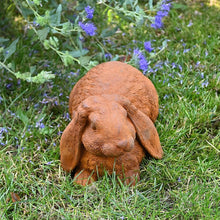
left=0, top=1, right=220, bottom=219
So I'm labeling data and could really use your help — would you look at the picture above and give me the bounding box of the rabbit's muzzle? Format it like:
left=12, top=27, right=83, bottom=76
left=101, top=138, right=135, bottom=157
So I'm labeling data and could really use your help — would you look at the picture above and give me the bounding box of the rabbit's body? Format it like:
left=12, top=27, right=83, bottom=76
left=60, top=61, right=163, bottom=185
left=75, top=140, right=144, bottom=185
left=69, top=61, right=159, bottom=122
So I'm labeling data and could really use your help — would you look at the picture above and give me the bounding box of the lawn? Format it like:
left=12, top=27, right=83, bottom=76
left=0, top=0, right=219, bottom=219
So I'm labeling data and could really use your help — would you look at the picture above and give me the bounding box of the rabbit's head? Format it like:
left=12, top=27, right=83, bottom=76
left=60, top=94, right=163, bottom=172
left=81, top=96, right=136, bottom=157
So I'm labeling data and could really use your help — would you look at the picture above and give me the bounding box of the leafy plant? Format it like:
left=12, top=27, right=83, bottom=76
left=0, top=0, right=171, bottom=83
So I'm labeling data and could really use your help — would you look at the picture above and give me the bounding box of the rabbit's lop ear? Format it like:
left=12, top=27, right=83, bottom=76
left=123, top=102, right=163, bottom=159
left=60, top=106, right=88, bottom=172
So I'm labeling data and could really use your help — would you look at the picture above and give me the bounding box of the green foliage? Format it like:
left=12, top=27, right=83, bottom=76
left=13, top=70, right=55, bottom=83
left=0, top=0, right=161, bottom=83
left=3, top=38, right=19, bottom=61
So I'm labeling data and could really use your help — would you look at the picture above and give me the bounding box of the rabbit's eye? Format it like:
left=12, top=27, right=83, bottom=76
left=91, top=122, right=97, bottom=130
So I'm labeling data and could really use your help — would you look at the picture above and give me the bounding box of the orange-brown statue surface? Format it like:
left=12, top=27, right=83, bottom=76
left=60, top=61, right=163, bottom=185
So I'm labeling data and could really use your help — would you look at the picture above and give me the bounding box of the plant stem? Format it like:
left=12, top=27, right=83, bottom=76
left=0, top=61, right=15, bottom=74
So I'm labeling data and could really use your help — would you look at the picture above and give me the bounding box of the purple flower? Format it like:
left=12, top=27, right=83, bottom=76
left=161, top=3, right=171, bottom=12
left=201, top=80, right=209, bottom=88
left=133, top=48, right=148, bottom=73
left=6, top=83, right=13, bottom=89
left=58, top=131, right=63, bottom=135
left=105, top=53, right=112, bottom=60
left=36, top=122, right=45, bottom=129
left=33, top=20, right=40, bottom=27
left=187, top=21, right=193, bottom=27
left=151, top=2, right=172, bottom=29
left=183, top=48, right=190, bottom=53
left=144, top=41, right=154, bottom=53
left=171, top=62, right=177, bottom=68
left=133, top=48, right=141, bottom=57
left=139, top=56, right=148, bottom=72
left=157, top=10, right=169, bottom=17
left=79, top=36, right=84, bottom=41
left=151, top=15, right=164, bottom=29
left=0, top=127, right=8, bottom=134
left=70, top=71, right=79, bottom=77
left=196, top=61, right=200, bottom=68
left=85, top=6, right=94, bottom=19
left=63, top=112, right=70, bottom=120
left=35, top=118, right=45, bottom=129
left=79, top=21, right=97, bottom=36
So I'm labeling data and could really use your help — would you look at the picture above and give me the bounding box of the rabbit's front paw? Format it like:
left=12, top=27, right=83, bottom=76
left=123, top=170, right=140, bottom=186
left=74, top=169, right=97, bottom=186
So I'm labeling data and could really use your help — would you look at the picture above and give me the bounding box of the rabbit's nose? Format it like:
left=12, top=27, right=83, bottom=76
left=117, top=138, right=134, bottom=151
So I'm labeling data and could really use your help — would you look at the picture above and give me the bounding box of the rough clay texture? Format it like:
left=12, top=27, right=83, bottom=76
left=69, top=61, right=158, bottom=122
left=60, top=61, right=163, bottom=186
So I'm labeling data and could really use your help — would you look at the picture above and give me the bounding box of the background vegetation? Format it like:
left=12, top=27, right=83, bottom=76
left=0, top=0, right=219, bottom=219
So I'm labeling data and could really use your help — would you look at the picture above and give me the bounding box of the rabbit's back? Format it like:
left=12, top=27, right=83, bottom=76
left=69, top=61, right=159, bottom=121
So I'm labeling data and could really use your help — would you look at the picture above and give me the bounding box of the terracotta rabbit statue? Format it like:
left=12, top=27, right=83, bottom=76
left=60, top=61, right=163, bottom=185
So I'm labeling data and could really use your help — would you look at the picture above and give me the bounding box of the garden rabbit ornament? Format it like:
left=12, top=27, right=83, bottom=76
left=60, top=61, right=163, bottom=185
